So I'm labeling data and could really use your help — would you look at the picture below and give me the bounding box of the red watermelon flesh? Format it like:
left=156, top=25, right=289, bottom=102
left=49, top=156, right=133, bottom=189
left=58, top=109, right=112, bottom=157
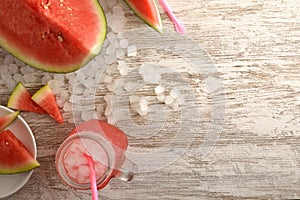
left=0, top=111, right=19, bottom=132
left=0, top=130, right=40, bottom=174
left=7, top=82, right=46, bottom=114
left=32, top=84, right=63, bottom=124
left=0, top=0, right=106, bottom=73
left=124, top=0, right=163, bottom=33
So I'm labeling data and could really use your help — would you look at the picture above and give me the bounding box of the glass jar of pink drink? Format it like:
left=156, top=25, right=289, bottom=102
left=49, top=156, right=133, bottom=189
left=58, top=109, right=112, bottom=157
left=55, top=120, right=137, bottom=190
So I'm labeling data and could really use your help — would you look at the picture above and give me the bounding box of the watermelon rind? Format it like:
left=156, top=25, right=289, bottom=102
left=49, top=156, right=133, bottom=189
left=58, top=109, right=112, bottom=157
left=7, top=82, right=46, bottom=114
left=0, top=0, right=107, bottom=73
left=124, top=0, right=163, bottom=33
left=0, top=111, right=19, bottom=131
left=31, top=84, right=63, bottom=123
left=0, top=160, right=40, bottom=174
left=0, top=130, right=40, bottom=174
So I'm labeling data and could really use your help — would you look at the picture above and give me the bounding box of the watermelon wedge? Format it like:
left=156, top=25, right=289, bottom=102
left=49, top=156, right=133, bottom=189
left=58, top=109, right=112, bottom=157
left=7, top=82, right=46, bottom=114
left=0, top=130, right=40, bottom=174
left=0, top=0, right=106, bottom=73
left=0, top=111, right=19, bottom=131
left=124, top=0, right=163, bottom=33
left=32, top=85, right=63, bottom=124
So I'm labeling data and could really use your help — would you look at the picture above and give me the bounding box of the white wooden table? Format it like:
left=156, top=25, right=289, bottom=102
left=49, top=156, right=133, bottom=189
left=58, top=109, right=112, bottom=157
left=1, top=0, right=300, bottom=199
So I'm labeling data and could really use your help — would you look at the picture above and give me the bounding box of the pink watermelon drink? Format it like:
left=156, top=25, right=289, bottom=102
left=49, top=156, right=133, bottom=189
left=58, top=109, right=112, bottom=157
left=56, top=120, right=137, bottom=190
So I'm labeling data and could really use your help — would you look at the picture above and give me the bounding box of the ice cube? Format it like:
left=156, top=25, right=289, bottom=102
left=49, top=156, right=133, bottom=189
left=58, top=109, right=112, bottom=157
left=104, top=54, right=116, bottom=65
left=155, top=85, right=165, bottom=95
left=170, top=101, right=180, bottom=110
left=116, top=49, right=124, bottom=59
left=106, top=31, right=117, bottom=44
left=73, top=84, right=85, bottom=95
left=63, top=102, right=72, bottom=112
left=13, top=74, right=24, bottom=82
left=107, top=116, right=116, bottom=125
left=20, top=65, right=35, bottom=74
left=47, top=80, right=61, bottom=95
left=8, top=64, right=19, bottom=74
left=24, top=73, right=37, bottom=83
left=156, top=94, right=165, bottom=102
left=42, top=74, right=52, bottom=84
left=3, top=55, right=14, bottom=65
left=54, top=74, right=65, bottom=82
left=119, top=39, right=129, bottom=49
left=103, top=75, right=113, bottom=83
left=13, top=58, right=26, bottom=67
left=165, top=95, right=174, bottom=105
left=106, top=44, right=116, bottom=55
left=104, top=104, right=112, bottom=117
left=127, top=45, right=137, bottom=57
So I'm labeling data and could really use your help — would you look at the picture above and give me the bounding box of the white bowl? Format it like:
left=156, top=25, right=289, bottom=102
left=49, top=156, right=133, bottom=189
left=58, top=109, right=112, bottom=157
left=0, top=105, right=37, bottom=198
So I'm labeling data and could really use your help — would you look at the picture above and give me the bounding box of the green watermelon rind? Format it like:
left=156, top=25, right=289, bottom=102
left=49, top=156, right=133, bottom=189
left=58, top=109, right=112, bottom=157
left=0, top=111, right=20, bottom=132
left=7, top=82, right=24, bottom=110
left=0, top=0, right=107, bottom=73
left=124, top=0, right=163, bottom=33
left=0, top=160, right=40, bottom=174
left=7, top=82, right=46, bottom=114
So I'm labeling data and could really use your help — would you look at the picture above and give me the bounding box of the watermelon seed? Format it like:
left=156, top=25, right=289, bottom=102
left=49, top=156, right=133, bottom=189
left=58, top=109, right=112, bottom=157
left=5, top=141, right=9, bottom=146
left=41, top=34, right=45, bottom=39
left=58, top=32, right=64, bottom=42
left=66, top=7, right=72, bottom=11
left=41, top=0, right=51, bottom=9
left=58, top=35, right=63, bottom=42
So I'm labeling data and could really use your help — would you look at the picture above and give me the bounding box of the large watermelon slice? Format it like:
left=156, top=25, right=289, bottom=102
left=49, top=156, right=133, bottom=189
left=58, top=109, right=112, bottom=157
left=0, top=111, right=19, bottom=131
left=32, top=84, right=63, bottom=123
left=0, top=0, right=106, bottom=73
left=7, top=82, right=46, bottom=114
left=0, top=130, right=40, bottom=174
left=124, top=0, right=163, bottom=33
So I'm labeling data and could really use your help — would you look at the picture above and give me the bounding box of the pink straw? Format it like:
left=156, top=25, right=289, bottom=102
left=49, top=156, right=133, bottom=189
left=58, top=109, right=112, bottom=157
left=85, top=154, right=99, bottom=200
left=158, top=0, right=186, bottom=34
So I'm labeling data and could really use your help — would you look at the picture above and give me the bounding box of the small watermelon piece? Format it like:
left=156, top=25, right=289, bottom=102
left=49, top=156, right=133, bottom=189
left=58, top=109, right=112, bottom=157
left=0, top=0, right=106, bottom=73
left=0, top=111, right=20, bottom=132
left=124, top=0, right=163, bottom=33
left=32, top=85, right=63, bottom=124
left=7, top=82, right=46, bottom=114
left=0, top=130, right=40, bottom=174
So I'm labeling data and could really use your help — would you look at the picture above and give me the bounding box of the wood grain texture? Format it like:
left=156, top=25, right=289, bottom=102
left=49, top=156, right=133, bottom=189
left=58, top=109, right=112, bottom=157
left=1, top=0, right=300, bottom=199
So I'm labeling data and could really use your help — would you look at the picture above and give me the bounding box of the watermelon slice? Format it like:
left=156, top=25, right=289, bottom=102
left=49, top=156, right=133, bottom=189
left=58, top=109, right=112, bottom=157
left=0, top=130, right=40, bottom=174
left=7, top=82, right=46, bottom=114
left=0, top=111, right=20, bottom=131
left=124, top=0, right=163, bottom=33
left=0, top=0, right=106, bottom=73
left=32, top=85, right=63, bottom=124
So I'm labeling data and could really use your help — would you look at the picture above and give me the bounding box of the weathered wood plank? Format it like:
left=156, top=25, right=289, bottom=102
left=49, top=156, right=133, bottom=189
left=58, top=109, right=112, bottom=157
left=1, top=0, right=299, bottom=199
